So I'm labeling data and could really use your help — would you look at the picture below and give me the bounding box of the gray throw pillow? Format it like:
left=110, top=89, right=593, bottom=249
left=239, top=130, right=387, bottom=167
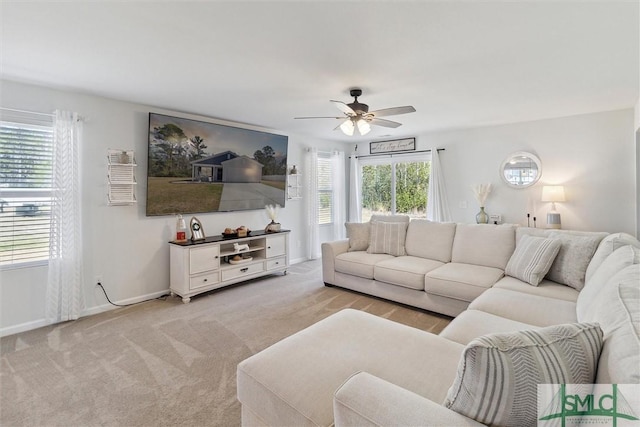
left=367, top=221, right=408, bottom=256
left=546, top=232, right=604, bottom=290
left=344, top=222, right=370, bottom=252
left=505, top=235, right=561, bottom=286
left=444, top=323, right=603, bottom=427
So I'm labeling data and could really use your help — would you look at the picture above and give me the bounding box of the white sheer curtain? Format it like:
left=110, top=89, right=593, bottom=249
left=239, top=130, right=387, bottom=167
left=426, top=147, right=452, bottom=222
left=46, top=110, right=85, bottom=323
left=331, top=151, right=346, bottom=240
left=305, top=148, right=320, bottom=259
left=348, top=153, right=361, bottom=222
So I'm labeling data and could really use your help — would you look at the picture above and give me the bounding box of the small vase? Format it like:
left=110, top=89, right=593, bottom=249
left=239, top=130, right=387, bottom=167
left=476, top=207, right=489, bottom=224
left=290, top=165, right=297, bottom=175
left=265, top=220, right=281, bottom=233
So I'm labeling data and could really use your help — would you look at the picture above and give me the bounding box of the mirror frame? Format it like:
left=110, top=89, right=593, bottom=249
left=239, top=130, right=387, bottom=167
left=499, top=151, right=542, bottom=189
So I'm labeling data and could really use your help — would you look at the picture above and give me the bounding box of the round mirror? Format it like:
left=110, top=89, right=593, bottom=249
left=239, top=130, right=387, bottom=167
left=500, top=152, right=542, bottom=188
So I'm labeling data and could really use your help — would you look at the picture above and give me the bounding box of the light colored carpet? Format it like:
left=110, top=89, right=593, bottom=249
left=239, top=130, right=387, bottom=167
left=0, top=260, right=451, bottom=426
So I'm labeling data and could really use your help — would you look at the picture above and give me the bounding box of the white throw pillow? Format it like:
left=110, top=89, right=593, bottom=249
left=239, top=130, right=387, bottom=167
left=505, top=235, right=561, bottom=286
left=344, top=222, right=370, bottom=252
left=546, top=232, right=605, bottom=290
left=577, top=245, right=640, bottom=321
left=585, top=232, right=640, bottom=282
left=444, top=323, right=603, bottom=427
left=367, top=221, right=408, bottom=256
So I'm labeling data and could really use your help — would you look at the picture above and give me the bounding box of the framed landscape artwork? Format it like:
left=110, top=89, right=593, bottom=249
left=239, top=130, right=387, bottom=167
left=146, top=113, right=288, bottom=216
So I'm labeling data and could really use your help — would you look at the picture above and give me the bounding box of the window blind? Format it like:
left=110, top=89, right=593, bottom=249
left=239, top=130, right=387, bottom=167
left=0, top=118, right=54, bottom=267
left=317, top=155, right=333, bottom=225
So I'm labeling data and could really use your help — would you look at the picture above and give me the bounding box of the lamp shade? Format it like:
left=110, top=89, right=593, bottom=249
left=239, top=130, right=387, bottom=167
left=339, top=119, right=354, bottom=136
left=356, top=119, right=371, bottom=136
left=541, top=186, right=565, bottom=202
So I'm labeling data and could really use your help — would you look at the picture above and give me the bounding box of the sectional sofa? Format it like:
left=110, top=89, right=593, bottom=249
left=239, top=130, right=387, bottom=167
left=237, top=217, right=640, bottom=426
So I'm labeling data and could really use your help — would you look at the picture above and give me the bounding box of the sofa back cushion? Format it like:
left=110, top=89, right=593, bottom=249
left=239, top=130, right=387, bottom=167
left=451, top=224, right=516, bottom=270
left=405, top=220, right=456, bottom=263
left=444, top=323, right=603, bottom=427
left=585, top=232, right=640, bottom=282
left=579, top=264, right=640, bottom=384
left=546, top=232, right=606, bottom=291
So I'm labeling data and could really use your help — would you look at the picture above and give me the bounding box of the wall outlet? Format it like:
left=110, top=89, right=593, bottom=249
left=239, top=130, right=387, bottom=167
left=489, top=214, right=502, bottom=224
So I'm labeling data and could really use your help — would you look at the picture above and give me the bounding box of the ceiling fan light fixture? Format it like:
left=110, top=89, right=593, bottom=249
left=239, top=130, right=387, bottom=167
left=340, top=119, right=355, bottom=136
left=357, top=118, right=371, bottom=136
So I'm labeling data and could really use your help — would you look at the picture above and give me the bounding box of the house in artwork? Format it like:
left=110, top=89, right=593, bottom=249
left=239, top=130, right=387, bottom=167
left=190, top=151, right=263, bottom=183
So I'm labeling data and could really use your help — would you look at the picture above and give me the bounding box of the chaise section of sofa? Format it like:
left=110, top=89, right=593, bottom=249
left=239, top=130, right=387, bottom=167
left=239, top=227, right=640, bottom=427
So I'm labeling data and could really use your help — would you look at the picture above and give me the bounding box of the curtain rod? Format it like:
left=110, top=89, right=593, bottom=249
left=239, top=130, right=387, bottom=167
left=350, top=148, right=445, bottom=159
left=0, top=107, right=54, bottom=117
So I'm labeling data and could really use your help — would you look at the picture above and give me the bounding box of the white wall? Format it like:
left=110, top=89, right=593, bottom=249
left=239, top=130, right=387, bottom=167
left=351, top=109, right=635, bottom=234
left=0, top=79, right=348, bottom=336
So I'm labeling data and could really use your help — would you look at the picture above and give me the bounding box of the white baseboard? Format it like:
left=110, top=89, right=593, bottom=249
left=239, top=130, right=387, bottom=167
left=0, top=289, right=170, bottom=338
left=290, top=257, right=309, bottom=265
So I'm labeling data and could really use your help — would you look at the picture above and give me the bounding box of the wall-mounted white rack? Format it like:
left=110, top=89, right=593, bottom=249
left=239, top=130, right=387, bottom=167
left=107, top=149, right=137, bottom=205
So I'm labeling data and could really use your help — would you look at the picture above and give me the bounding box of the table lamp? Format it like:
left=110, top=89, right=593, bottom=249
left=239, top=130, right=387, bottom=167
left=541, top=185, right=565, bottom=229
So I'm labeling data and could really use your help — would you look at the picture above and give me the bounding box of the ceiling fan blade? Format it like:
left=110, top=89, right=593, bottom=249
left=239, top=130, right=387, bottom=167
left=369, top=106, right=416, bottom=117
left=294, top=116, right=344, bottom=120
left=330, top=100, right=356, bottom=115
left=369, top=118, right=402, bottom=128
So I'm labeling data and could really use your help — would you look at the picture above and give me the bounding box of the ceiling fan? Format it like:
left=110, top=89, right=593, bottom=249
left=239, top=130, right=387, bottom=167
left=295, top=88, right=416, bottom=136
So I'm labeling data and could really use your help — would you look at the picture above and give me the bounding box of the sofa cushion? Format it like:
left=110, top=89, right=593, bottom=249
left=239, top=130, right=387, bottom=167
left=468, top=288, right=577, bottom=326
left=546, top=231, right=606, bottom=290
left=585, top=232, right=640, bottom=282
left=451, top=224, right=516, bottom=270
left=425, top=263, right=504, bottom=303
left=505, top=235, right=561, bottom=286
left=440, top=309, right=540, bottom=345
left=374, top=256, right=444, bottom=291
left=579, top=264, right=640, bottom=384
left=344, top=222, right=370, bottom=252
left=494, top=276, right=579, bottom=302
left=335, top=252, right=394, bottom=279
left=405, top=220, right=456, bottom=263
left=367, top=221, right=408, bottom=256
left=237, top=309, right=465, bottom=427
left=444, top=323, right=603, bottom=427
left=577, top=245, right=640, bottom=321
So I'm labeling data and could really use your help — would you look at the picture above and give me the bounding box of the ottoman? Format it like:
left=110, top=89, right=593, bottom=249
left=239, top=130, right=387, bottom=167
left=236, top=309, right=464, bottom=426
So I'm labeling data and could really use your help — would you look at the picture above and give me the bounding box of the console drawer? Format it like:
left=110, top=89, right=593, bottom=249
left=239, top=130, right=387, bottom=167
left=190, top=271, right=220, bottom=290
left=266, top=257, right=286, bottom=270
left=190, top=245, right=220, bottom=275
left=266, top=235, right=286, bottom=258
left=221, top=262, right=265, bottom=281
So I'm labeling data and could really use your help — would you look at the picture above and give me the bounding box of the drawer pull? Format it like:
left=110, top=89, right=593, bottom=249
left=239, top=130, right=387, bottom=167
left=203, top=278, right=208, bottom=282
left=240, top=267, right=248, bottom=273
left=215, top=255, right=219, bottom=259
left=267, top=246, right=271, bottom=249
left=275, top=261, right=279, bottom=265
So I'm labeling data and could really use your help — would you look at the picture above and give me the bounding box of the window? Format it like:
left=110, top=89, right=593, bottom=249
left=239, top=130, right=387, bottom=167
left=360, top=155, right=430, bottom=222
left=317, top=154, right=333, bottom=225
left=0, top=115, right=54, bottom=267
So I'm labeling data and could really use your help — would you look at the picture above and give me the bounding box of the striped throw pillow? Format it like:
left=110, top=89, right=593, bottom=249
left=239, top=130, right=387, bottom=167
left=505, top=235, right=562, bottom=286
left=367, top=221, right=408, bottom=256
left=444, top=323, right=603, bottom=427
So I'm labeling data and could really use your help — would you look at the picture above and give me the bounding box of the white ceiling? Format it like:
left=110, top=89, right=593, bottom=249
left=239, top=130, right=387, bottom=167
left=1, top=1, right=638, bottom=143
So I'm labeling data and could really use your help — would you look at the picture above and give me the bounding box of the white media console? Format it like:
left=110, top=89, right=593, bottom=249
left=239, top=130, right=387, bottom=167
left=169, top=230, right=290, bottom=303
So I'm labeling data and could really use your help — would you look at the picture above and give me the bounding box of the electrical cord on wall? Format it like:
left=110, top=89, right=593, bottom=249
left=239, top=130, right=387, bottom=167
left=96, top=282, right=170, bottom=307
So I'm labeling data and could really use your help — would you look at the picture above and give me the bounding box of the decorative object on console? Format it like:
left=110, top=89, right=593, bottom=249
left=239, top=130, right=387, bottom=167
left=175, top=214, right=187, bottom=242
left=189, top=216, right=205, bottom=241
left=264, top=204, right=281, bottom=232
left=500, top=151, right=542, bottom=188
left=233, top=243, right=250, bottom=252
left=541, top=185, right=565, bottom=229
left=289, top=165, right=298, bottom=174
left=471, top=183, right=491, bottom=224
